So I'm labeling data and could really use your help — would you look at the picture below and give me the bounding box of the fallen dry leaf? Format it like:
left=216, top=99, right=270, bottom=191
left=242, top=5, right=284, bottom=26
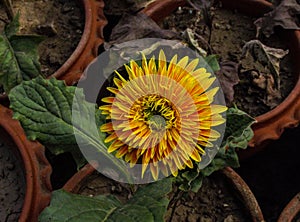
left=182, top=28, right=208, bottom=56
left=265, top=73, right=282, bottom=108
left=241, top=39, right=289, bottom=89
left=109, top=13, right=178, bottom=44
left=215, top=61, right=240, bottom=104
left=254, top=0, right=300, bottom=37
left=249, top=70, right=281, bottom=109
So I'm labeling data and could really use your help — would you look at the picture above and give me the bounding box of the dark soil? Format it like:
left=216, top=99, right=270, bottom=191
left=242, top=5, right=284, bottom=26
left=237, top=125, right=300, bottom=222
left=0, top=0, right=84, bottom=77
left=0, top=127, right=26, bottom=222
left=165, top=172, right=250, bottom=222
left=76, top=171, right=133, bottom=203
left=46, top=151, right=77, bottom=190
left=161, top=5, right=295, bottom=117
left=76, top=171, right=250, bottom=221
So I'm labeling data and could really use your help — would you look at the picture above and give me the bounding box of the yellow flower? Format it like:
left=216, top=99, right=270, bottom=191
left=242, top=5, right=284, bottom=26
left=99, top=50, right=227, bottom=180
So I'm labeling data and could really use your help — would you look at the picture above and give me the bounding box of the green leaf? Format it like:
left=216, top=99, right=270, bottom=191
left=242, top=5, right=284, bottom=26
left=38, top=190, right=121, bottom=222
left=203, top=54, right=220, bottom=72
left=178, top=169, right=203, bottom=193
left=39, top=178, right=172, bottom=222
left=9, top=77, right=130, bottom=178
left=0, top=14, right=44, bottom=93
left=222, top=107, right=256, bottom=149
left=201, top=146, right=239, bottom=177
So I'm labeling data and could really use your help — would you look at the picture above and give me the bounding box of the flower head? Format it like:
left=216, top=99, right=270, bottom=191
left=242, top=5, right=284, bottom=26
left=99, top=50, right=227, bottom=180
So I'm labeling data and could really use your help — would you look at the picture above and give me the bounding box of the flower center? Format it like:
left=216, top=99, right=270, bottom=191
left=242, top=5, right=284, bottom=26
left=131, top=94, right=177, bottom=131
left=148, top=115, right=166, bottom=132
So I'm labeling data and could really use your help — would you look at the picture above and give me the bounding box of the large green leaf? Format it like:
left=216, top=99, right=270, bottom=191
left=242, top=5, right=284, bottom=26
left=39, top=178, right=172, bottom=222
left=222, top=107, right=256, bottom=149
left=9, top=77, right=130, bottom=177
left=0, top=13, right=44, bottom=93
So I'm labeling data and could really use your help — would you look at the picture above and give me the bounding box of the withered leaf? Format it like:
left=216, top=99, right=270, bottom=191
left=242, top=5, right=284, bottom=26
left=109, top=13, right=178, bottom=44
left=249, top=71, right=282, bottom=109
left=265, top=73, right=282, bottom=108
left=215, top=61, right=239, bottom=104
left=241, top=40, right=288, bottom=89
left=182, top=28, right=208, bottom=57
left=254, top=0, right=300, bottom=37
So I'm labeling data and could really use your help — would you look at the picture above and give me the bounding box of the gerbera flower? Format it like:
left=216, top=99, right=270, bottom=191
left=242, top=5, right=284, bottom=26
left=99, top=50, right=227, bottom=180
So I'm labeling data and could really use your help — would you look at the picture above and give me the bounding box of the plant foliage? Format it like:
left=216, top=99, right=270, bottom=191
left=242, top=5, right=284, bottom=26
left=0, top=13, right=44, bottom=93
left=39, top=178, right=172, bottom=222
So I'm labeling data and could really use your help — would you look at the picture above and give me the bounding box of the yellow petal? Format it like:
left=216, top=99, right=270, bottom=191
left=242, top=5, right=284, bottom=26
left=185, top=58, right=199, bottom=72
left=107, top=87, right=118, bottom=94
left=99, top=105, right=112, bottom=111
left=177, top=56, right=189, bottom=69
left=205, top=87, right=219, bottom=102
left=190, top=150, right=201, bottom=162
left=107, top=140, right=124, bottom=153
left=115, top=146, right=128, bottom=158
left=104, top=132, right=117, bottom=143
left=101, top=97, right=114, bottom=103
left=100, top=122, right=113, bottom=132
left=150, top=164, right=159, bottom=180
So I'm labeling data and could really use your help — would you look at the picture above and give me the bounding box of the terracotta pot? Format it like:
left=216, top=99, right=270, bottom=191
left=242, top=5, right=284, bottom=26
left=0, top=0, right=107, bottom=105
left=277, top=192, right=300, bottom=222
left=0, top=105, right=52, bottom=222
left=141, top=0, right=300, bottom=158
left=63, top=165, right=264, bottom=221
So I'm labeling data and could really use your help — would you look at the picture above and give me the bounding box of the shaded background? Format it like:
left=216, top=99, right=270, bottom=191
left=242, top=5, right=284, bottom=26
left=237, top=125, right=300, bottom=221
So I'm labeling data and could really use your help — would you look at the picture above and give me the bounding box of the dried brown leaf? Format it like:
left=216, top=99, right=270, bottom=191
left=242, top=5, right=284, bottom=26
left=241, top=40, right=289, bottom=89
left=249, top=71, right=281, bottom=108
left=215, top=61, right=240, bottom=104
left=254, top=0, right=300, bottom=37
left=109, top=13, right=178, bottom=44
left=265, top=73, right=282, bottom=108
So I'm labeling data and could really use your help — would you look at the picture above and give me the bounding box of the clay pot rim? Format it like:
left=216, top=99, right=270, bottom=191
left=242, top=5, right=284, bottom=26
left=221, top=167, right=264, bottom=221
left=0, top=105, right=52, bottom=221
left=142, top=0, right=300, bottom=149
left=52, top=0, right=107, bottom=85
left=51, top=0, right=93, bottom=80
left=63, top=161, right=99, bottom=193
left=63, top=164, right=264, bottom=221
left=278, top=192, right=300, bottom=222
